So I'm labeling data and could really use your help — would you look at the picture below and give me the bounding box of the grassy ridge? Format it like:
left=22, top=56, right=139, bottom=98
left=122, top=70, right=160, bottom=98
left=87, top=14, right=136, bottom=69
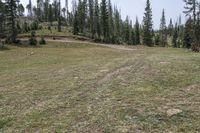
left=0, top=42, right=200, bottom=132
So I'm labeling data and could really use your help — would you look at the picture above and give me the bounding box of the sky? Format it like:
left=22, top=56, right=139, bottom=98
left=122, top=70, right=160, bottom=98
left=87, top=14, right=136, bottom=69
left=20, top=0, right=186, bottom=29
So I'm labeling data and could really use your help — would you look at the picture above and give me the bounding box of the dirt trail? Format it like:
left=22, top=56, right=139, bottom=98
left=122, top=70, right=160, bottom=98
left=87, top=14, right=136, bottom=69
left=97, top=66, right=132, bottom=85
left=19, top=37, right=136, bottom=51
left=47, top=38, right=137, bottom=51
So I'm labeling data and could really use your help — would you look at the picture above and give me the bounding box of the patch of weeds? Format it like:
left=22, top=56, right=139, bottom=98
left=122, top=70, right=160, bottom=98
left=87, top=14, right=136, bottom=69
left=39, top=37, right=46, bottom=45
left=169, top=110, right=191, bottom=124
left=0, top=44, right=9, bottom=51
left=0, top=94, right=4, bottom=100
left=124, top=112, right=167, bottom=129
left=0, top=118, right=12, bottom=129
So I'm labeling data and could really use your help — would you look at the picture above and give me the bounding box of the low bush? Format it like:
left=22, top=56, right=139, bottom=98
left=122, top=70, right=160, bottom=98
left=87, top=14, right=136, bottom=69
left=29, top=31, right=37, bottom=46
left=39, top=37, right=46, bottom=45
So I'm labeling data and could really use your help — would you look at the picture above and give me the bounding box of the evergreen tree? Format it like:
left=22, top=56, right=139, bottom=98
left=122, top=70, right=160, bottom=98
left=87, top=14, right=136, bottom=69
left=108, top=0, right=114, bottom=40
left=0, top=0, right=6, bottom=38
left=65, top=0, right=68, bottom=19
left=131, top=29, right=136, bottom=45
left=5, top=0, right=18, bottom=43
left=172, top=23, right=178, bottom=47
left=177, top=19, right=184, bottom=48
left=135, top=17, right=140, bottom=44
left=52, top=0, right=58, bottom=21
left=183, top=0, right=199, bottom=51
left=88, top=0, right=94, bottom=38
left=183, top=0, right=198, bottom=23
left=33, top=6, right=37, bottom=17
left=143, top=0, right=153, bottom=46
left=23, top=21, right=30, bottom=33
left=125, top=16, right=130, bottom=44
left=113, top=6, right=121, bottom=43
left=183, top=17, right=193, bottom=48
left=62, top=7, right=66, bottom=18
left=159, top=9, right=167, bottom=47
left=77, top=0, right=87, bottom=34
left=69, top=0, right=77, bottom=26
left=100, top=0, right=109, bottom=42
left=73, top=11, right=79, bottom=35
left=195, top=4, right=200, bottom=50
left=44, top=0, right=49, bottom=21
left=18, top=4, right=24, bottom=16
left=57, top=0, right=61, bottom=32
left=168, top=18, right=173, bottom=36
left=26, top=0, right=33, bottom=17
left=36, top=0, right=44, bottom=21
left=48, top=4, right=53, bottom=25
left=94, top=0, right=101, bottom=39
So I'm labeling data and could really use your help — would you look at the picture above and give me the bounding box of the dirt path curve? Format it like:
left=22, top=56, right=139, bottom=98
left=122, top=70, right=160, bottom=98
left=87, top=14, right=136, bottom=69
left=46, top=38, right=137, bottom=51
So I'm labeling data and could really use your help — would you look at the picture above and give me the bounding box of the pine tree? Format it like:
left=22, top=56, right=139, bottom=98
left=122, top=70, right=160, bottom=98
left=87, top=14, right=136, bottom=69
left=5, top=0, right=18, bottom=43
left=135, top=17, right=140, bottom=44
left=36, top=0, right=44, bottom=21
left=159, top=9, right=167, bottom=47
left=48, top=4, right=53, bottom=25
left=183, top=17, right=193, bottom=48
left=143, top=0, right=153, bottom=46
left=18, top=4, right=24, bottom=16
left=57, top=0, right=61, bottom=32
left=52, top=0, right=58, bottom=21
left=183, top=0, right=198, bottom=23
left=183, top=0, right=199, bottom=51
left=73, top=11, right=79, bottom=35
left=44, top=0, right=49, bottom=21
left=77, top=0, right=87, bottom=34
left=100, top=0, right=109, bottom=42
left=113, top=7, right=121, bottom=43
left=177, top=18, right=184, bottom=48
left=0, top=0, right=6, bottom=39
left=88, top=0, right=94, bottom=38
left=125, top=16, right=130, bottom=44
left=62, top=7, right=66, bottom=18
left=26, top=0, right=33, bottom=17
left=168, top=18, right=173, bottom=36
left=131, top=29, right=136, bottom=45
left=172, top=23, right=178, bottom=47
left=70, top=0, right=77, bottom=26
left=65, top=0, right=68, bottom=19
left=108, top=0, right=114, bottom=40
left=195, top=4, right=200, bottom=50
left=94, top=0, right=101, bottom=39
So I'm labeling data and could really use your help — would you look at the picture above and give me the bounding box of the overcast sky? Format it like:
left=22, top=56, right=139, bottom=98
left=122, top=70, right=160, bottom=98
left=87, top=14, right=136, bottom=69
left=20, top=0, right=186, bottom=29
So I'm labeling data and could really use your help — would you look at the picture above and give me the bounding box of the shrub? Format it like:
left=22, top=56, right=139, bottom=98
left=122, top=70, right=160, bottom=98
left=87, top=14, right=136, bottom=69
left=48, top=26, right=51, bottom=31
left=29, top=31, right=37, bottom=46
left=31, top=21, right=39, bottom=30
left=39, top=37, right=46, bottom=45
left=0, top=40, right=4, bottom=49
left=191, top=43, right=200, bottom=52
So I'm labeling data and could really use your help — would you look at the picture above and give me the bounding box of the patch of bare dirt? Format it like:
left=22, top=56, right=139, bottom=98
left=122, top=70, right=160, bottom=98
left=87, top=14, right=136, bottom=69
left=159, top=61, right=170, bottom=64
left=97, top=66, right=131, bottom=85
left=184, top=84, right=199, bottom=91
left=166, top=109, right=182, bottom=117
left=98, top=44, right=137, bottom=51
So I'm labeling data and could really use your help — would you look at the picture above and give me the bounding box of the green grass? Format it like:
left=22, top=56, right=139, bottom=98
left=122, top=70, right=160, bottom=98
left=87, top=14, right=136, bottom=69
left=0, top=42, right=200, bottom=132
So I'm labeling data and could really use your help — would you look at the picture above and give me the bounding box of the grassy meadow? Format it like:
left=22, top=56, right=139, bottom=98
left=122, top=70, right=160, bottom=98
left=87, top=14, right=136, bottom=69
left=0, top=42, right=200, bottom=132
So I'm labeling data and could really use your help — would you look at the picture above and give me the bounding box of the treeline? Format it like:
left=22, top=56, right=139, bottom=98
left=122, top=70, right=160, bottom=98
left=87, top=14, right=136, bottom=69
left=0, top=0, right=200, bottom=52
left=72, top=0, right=141, bottom=44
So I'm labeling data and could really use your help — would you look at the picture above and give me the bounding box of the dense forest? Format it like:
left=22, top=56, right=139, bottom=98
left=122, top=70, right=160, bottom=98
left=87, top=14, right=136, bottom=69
left=0, top=0, right=200, bottom=52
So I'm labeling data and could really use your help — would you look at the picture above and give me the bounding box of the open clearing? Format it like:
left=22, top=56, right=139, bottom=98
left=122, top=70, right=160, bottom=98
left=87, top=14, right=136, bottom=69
left=0, top=42, right=200, bottom=132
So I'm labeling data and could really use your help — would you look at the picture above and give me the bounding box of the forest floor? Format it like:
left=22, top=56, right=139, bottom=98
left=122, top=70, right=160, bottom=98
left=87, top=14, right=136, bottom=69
left=0, top=40, right=200, bottom=132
